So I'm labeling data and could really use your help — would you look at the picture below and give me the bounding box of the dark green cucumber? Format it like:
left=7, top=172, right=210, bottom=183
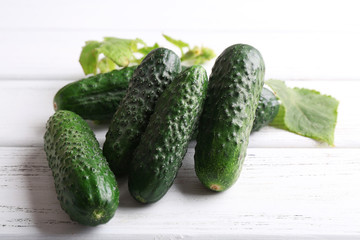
left=53, top=66, right=136, bottom=120
left=195, top=44, right=265, bottom=191
left=251, top=88, right=279, bottom=132
left=53, top=64, right=278, bottom=134
left=103, top=48, right=181, bottom=177
left=192, top=88, right=278, bottom=139
left=44, top=110, right=119, bottom=226
left=129, top=65, right=208, bottom=203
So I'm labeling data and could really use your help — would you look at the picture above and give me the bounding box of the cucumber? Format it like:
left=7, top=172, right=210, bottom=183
left=44, top=110, right=119, bottom=226
left=129, top=65, right=208, bottom=203
left=53, top=66, right=136, bottom=120
left=103, top=48, right=181, bottom=177
left=192, top=88, right=278, bottom=139
left=251, top=88, right=279, bottom=132
left=53, top=64, right=278, bottom=133
left=195, top=44, right=265, bottom=191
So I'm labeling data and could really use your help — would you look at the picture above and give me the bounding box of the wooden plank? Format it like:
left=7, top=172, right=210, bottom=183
left=0, top=80, right=358, bottom=148
left=0, top=147, right=359, bottom=239
left=0, top=30, right=360, bottom=80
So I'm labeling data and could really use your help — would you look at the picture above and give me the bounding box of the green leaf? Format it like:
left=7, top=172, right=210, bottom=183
left=133, top=38, right=147, bottom=50
left=162, top=34, right=189, bottom=55
left=79, top=41, right=101, bottom=75
left=79, top=35, right=215, bottom=75
left=181, top=46, right=216, bottom=64
left=162, top=34, right=216, bottom=64
left=137, top=43, right=159, bottom=55
left=266, top=79, right=339, bottom=146
left=97, top=37, right=136, bottom=67
left=98, top=57, right=116, bottom=73
left=137, top=43, right=160, bottom=62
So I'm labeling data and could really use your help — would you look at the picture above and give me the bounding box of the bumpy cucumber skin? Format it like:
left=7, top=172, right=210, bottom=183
left=103, top=48, right=181, bottom=177
left=195, top=44, right=265, bottom=192
left=191, top=88, right=279, bottom=139
left=44, top=110, right=119, bottom=226
left=54, top=65, right=277, bottom=134
left=53, top=66, right=136, bottom=120
left=129, top=66, right=208, bottom=203
left=251, top=88, right=279, bottom=132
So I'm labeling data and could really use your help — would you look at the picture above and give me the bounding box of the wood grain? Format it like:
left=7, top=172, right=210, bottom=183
left=0, top=147, right=359, bottom=239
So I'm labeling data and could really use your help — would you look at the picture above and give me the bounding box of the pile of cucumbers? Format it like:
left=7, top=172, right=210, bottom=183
left=44, top=44, right=278, bottom=226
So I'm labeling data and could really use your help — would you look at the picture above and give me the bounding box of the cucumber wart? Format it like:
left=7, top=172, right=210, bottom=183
left=103, top=48, right=181, bottom=177
left=44, top=110, right=119, bottom=226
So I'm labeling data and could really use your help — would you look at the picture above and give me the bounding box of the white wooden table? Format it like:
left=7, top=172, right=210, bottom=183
left=1, top=0, right=360, bottom=239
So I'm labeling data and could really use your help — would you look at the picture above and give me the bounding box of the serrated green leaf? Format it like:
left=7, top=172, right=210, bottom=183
left=162, top=34, right=189, bottom=55
left=130, top=38, right=147, bottom=52
left=267, top=79, right=339, bottom=146
left=97, top=37, right=136, bottom=67
left=181, top=46, right=216, bottom=64
left=137, top=43, right=159, bottom=62
left=79, top=41, right=101, bottom=75
left=134, top=38, right=147, bottom=48
left=98, top=57, right=116, bottom=73
left=103, top=37, right=133, bottom=45
left=79, top=35, right=215, bottom=76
